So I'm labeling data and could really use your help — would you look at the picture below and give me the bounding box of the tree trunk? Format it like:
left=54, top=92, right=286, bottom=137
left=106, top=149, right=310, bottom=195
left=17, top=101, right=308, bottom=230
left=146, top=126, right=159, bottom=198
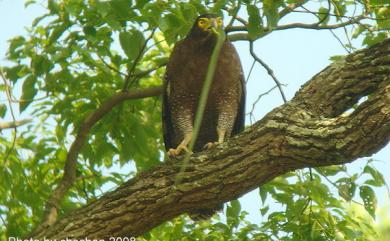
left=29, top=38, right=390, bottom=239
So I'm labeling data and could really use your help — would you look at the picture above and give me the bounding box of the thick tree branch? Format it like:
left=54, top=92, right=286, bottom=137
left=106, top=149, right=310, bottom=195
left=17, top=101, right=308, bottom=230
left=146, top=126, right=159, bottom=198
left=30, top=39, right=390, bottom=239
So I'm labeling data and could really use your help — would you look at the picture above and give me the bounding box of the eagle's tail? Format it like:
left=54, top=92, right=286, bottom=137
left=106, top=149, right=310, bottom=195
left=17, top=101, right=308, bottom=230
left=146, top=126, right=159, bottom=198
left=188, top=204, right=223, bottom=221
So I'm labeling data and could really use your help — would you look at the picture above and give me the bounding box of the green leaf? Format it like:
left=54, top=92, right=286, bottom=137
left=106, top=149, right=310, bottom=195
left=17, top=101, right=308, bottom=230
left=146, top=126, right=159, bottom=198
left=247, top=5, right=263, bottom=39
left=363, top=32, right=388, bottom=46
left=56, top=148, right=67, bottom=163
left=363, top=165, right=386, bottom=187
left=25, top=0, right=36, bottom=7
left=259, top=187, right=267, bottom=204
left=48, top=24, right=69, bottom=44
left=318, top=165, right=346, bottom=176
left=180, top=3, right=197, bottom=24
left=4, top=65, right=28, bottom=83
left=19, top=75, right=38, bottom=113
left=359, top=185, right=377, bottom=219
left=135, top=0, right=148, bottom=9
left=119, top=30, right=145, bottom=61
left=331, top=0, right=347, bottom=20
left=370, top=0, right=388, bottom=6
left=260, top=205, right=269, bottom=216
left=227, top=200, right=241, bottom=219
left=110, top=0, right=132, bottom=18
left=318, top=7, right=330, bottom=24
left=159, top=13, right=183, bottom=43
left=211, top=0, right=228, bottom=12
left=0, top=104, right=6, bottom=118
left=226, top=200, right=241, bottom=228
left=329, top=55, right=346, bottom=63
left=8, top=36, right=25, bottom=51
left=83, top=26, right=97, bottom=37
left=95, top=0, right=111, bottom=17
left=48, top=0, right=60, bottom=14
left=338, top=182, right=356, bottom=201
left=31, top=55, right=52, bottom=76
left=263, top=0, right=281, bottom=28
left=352, top=25, right=365, bottom=39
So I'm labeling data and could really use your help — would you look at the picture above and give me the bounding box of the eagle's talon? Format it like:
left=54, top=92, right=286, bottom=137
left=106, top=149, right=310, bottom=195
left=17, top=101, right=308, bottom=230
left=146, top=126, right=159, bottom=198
left=203, top=141, right=221, bottom=150
left=167, top=145, right=192, bottom=157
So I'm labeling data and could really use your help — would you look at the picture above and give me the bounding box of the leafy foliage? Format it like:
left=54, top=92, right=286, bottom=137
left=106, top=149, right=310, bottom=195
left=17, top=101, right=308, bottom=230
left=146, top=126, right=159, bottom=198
left=0, top=0, right=389, bottom=239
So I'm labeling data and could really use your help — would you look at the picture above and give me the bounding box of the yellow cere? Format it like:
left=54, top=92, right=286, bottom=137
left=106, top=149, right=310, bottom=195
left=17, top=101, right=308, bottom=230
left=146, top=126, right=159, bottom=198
left=197, top=17, right=223, bottom=31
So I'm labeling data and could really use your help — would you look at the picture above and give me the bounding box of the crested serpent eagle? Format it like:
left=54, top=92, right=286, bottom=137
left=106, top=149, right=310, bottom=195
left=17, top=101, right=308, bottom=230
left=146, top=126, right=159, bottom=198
left=162, top=14, right=246, bottom=219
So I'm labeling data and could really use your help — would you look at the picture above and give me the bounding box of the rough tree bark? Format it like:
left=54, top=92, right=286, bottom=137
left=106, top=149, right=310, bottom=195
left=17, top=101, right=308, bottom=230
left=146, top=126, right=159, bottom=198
left=30, top=39, right=390, bottom=239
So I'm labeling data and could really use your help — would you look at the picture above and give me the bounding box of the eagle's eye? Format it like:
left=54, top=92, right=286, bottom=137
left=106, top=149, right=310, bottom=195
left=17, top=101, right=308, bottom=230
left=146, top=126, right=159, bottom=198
left=217, top=17, right=223, bottom=26
left=197, top=18, right=209, bottom=29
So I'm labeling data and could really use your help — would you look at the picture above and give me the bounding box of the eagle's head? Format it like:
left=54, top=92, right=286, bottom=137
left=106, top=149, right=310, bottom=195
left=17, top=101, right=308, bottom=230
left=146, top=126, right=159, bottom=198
left=188, top=14, right=224, bottom=39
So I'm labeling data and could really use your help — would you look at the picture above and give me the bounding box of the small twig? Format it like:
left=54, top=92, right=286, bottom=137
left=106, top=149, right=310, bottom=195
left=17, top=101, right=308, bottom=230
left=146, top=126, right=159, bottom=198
left=134, top=62, right=166, bottom=78
left=329, top=29, right=351, bottom=53
left=245, top=60, right=256, bottom=84
left=0, top=68, right=18, bottom=164
left=248, top=85, right=279, bottom=124
left=228, top=15, right=367, bottom=41
left=224, top=2, right=242, bottom=29
left=318, top=0, right=332, bottom=25
left=276, top=15, right=365, bottom=31
left=0, top=214, right=7, bottom=231
left=249, top=41, right=287, bottom=103
left=280, top=197, right=311, bottom=227
left=291, top=9, right=390, bottom=21
left=316, top=168, right=341, bottom=189
left=313, top=215, right=333, bottom=239
left=301, top=2, right=354, bottom=53
left=123, top=28, right=157, bottom=91
left=0, top=119, right=32, bottom=130
left=81, top=176, right=90, bottom=202
left=331, top=0, right=352, bottom=53
left=0, top=94, right=49, bottom=104
left=316, top=167, right=364, bottom=206
left=97, top=54, right=127, bottom=76
left=279, top=0, right=309, bottom=19
left=233, top=16, right=248, bottom=26
left=228, top=15, right=366, bottom=32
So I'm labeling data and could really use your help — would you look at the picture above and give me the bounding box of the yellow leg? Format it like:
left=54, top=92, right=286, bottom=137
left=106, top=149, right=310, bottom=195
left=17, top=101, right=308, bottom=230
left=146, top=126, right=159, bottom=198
left=203, top=129, right=226, bottom=150
left=217, top=128, right=226, bottom=143
left=168, top=132, right=193, bottom=157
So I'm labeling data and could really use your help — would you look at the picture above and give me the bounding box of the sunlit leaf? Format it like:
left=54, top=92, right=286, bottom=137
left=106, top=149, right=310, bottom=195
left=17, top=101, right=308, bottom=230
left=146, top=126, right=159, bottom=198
left=263, top=0, right=281, bottom=28
left=259, top=187, right=267, bottom=204
left=363, top=165, right=386, bottom=187
left=338, top=182, right=356, bottom=201
left=119, top=30, right=146, bottom=61
left=0, top=104, right=6, bottom=118
left=247, top=5, right=263, bottom=39
left=19, top=75, right=38, bottom=113
left=359, top=185, right=377, bottom=219
left=318, top=7, right=330, bottom=24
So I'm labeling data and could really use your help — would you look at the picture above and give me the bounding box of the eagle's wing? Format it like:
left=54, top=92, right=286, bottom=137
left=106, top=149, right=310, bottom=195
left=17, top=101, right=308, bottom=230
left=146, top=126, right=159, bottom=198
left=232, top=67, right=246, bottom=135
left=162, top=40, right=185, bottom=151
left=162, top=74, right=173, bottom=151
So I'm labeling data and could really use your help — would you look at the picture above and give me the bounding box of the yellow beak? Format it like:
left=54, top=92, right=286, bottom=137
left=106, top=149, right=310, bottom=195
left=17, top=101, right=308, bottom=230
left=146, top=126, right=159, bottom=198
left=209, top=18, right=221, bottom=35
